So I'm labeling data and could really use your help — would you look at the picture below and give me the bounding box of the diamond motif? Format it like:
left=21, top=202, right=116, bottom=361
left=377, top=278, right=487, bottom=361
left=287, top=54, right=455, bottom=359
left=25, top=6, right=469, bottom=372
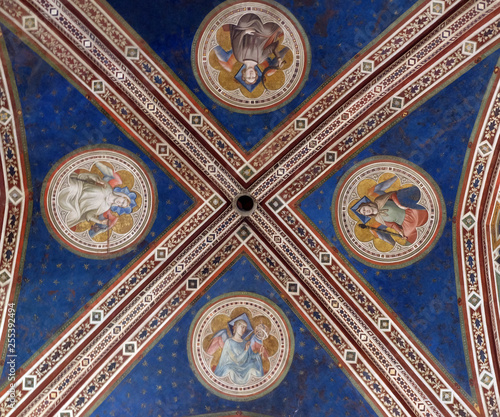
left=0, top=108, right=11, bottom=125
left=23, top=375, right=36, bottom=390
left=287, top=282, right=299, bottom=294
left=113, top=326, right=122, bottom=335
left=157, top=144, right=168, bottom=155
left=191, top=114, right=202, bottom=126
left=92, top=80, right=105, bottom=94
left=0, top=271, right=10, bottom=286
left=90, top=310, right=103, bottom=324
left=390, top=96, right=404, bottom=110
left=208, top=195, right=222, bottom=209
left=116, top=71, right=125, bottom=80
left=49, top=391, right=57, bottom=400
left=431, top=1, right=444, bottom=15
left=125, top=46, right=139, bottom=60
left=440, top=389, right=453, bottom=404
left=187, top=278, right=199, bottom=290
left=467, top=292, right=482, bottom=310
left=147, top=103, right=156, bottom=112
left=360, top=60, right=374, bottom=74
left=388, top=367, right=397, bottom=376
left=442, top=29, right=451, bottom=39
left=155, top=248, right=167, bottom=260
left=49, top=7, right=59, bottom=16
left=82, top=358, right=90, bottom=367
left=378, top=317, right=391, bottom=332
left=325, top=151, right=337, bottom=164
left=240, top=165, right=255, bottom=180
left=23, top=16, right=37, bottom=31
left=83, top=39, right=92, bottom=49
left=462, top=213, right=476, bottom=230
left=268, top=197, right=284, bottom=212
left=295, top=118, right=307, bottom=130
left=479, top=371, right=494, bottom=388
left=9, top=187, right=23, bottom=205
left=236, top=225, right=251, bottom=241
left=59, top=411, right=74, bottom=417
left=462, top=41, right=477, bottom=56
left=319, top=252, right=331, bottom=265
left=478, top=141, right=492, bottom=156
left=175, top=264, right=184, bottom=273
left=123, top=342, right=137, bottom=356
left=344, top=350, right=357, bottom=363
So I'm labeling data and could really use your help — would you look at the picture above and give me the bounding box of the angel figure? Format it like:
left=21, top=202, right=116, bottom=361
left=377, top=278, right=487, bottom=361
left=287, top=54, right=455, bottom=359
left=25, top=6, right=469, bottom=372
left=57, top=161, right=137, bottom=238
left=206, top=313, right=269, bottom=385
left=351, top=175, right=429, bottom=246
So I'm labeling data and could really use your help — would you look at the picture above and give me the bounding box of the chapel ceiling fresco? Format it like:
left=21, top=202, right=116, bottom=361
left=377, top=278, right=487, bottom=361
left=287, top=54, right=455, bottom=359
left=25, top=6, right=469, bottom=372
left=0, top=0, right=499, bottom=416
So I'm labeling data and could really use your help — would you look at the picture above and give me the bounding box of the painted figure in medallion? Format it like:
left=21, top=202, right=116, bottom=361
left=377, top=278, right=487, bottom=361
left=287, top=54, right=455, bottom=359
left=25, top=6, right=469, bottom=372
left=192, top=0, right=310, bottom=112
left=43, top=146, right=156, bottom=259
left=333, top=157, right=445, bottom=268
left=189, top=293, right=293, bottom=400
left=207, top=313, right=269, bottom=384
left=213, top=13, right=291, bottom=92
left=352, top=175, right=429, bottom=247
left=58, top=161, right=138, bottom=239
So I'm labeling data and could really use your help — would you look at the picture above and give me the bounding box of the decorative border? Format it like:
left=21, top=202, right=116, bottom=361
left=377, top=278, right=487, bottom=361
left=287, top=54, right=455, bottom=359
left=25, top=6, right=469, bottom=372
left=0, top=28, right=31, bottom=381
left=454, top=58, right=500, bottom=416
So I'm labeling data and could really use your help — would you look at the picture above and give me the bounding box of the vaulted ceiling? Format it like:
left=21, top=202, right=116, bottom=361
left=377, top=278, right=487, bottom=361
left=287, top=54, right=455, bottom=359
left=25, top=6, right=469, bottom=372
left=0, top=0, right=500, bottom=416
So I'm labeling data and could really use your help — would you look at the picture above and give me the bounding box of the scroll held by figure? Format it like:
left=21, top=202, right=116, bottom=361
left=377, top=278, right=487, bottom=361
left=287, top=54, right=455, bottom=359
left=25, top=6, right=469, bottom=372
left=42, top=146, right=157, bottom=259
left=189, top=293, right=294, bottom=400
left=192, top=0, right=310, bottom=113
left=333, top=157, right=445, bottom=269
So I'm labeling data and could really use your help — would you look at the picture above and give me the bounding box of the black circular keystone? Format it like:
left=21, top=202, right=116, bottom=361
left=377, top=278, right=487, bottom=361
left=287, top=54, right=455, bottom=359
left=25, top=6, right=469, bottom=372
left=236, top=195, right=254, bottom=212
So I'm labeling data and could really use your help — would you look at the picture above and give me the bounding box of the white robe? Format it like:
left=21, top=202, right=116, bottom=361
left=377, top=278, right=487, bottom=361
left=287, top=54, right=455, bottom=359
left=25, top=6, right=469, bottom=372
left=58, top=173, right=114, bottom=228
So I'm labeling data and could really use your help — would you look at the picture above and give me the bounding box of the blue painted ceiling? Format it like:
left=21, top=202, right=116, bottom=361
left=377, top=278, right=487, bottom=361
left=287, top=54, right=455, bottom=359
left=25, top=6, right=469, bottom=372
left=2, top=0, right=500, bottom=415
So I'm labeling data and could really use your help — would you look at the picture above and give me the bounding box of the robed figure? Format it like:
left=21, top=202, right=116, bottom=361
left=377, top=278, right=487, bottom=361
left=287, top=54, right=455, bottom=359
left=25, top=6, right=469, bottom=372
left=352, top=175, right=429, bottom=246
left=57, top=161, right=137, bottom=238
left=206, top=313, right=269, bottom=385
left=214, top=13, right=290, bottom=91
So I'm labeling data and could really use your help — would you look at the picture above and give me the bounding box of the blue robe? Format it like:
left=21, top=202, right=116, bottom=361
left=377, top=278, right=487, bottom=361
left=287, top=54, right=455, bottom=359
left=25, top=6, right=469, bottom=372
left=214, top=338, right=264, bottom=384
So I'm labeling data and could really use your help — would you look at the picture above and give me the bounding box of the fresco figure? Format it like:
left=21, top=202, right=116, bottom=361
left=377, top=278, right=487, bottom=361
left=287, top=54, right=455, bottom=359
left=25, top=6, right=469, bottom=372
left=207, top=313, right=269, bottom=385
left=57, top=161, right=137, bottom=238
left=214, top=13, right=290, bottom=91
left=352, top=175, right=429, bottom=246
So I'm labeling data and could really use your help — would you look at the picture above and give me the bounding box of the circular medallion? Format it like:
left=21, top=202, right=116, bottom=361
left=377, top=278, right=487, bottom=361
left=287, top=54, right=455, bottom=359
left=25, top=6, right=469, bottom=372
left=42, top=146, right=157, bottom=259
left=333, top=157, right=445, bottom=269
left=192, top=0, right=310, bottom=113
left=188, top=292, right=294, bottom=400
